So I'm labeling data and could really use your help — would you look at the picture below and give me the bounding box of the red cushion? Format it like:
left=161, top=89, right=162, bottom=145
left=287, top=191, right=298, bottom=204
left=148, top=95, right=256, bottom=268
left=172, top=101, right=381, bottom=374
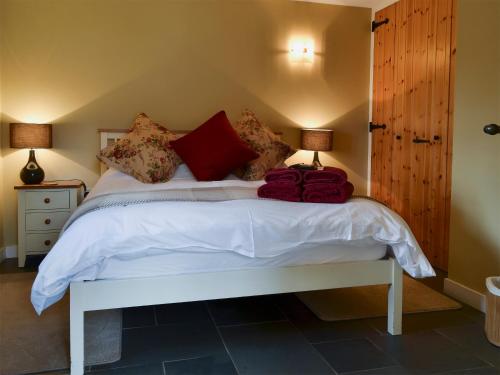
left=170, top=111, right=259, bottom=181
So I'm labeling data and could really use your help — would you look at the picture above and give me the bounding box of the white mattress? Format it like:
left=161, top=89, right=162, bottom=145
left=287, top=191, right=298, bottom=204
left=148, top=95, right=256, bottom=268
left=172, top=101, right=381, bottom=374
left=96, top=243, right=388, bottom=280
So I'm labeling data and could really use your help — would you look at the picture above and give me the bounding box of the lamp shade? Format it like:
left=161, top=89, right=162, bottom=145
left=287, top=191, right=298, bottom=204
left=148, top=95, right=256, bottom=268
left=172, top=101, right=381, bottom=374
left=10, top=123, right=52, bottom=149
left=301, top=129, right=333, bottom=151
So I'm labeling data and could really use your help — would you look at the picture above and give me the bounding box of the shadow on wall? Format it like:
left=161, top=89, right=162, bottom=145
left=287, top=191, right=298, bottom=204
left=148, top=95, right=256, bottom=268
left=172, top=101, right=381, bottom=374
left=323, top=6, right=371, bottom=114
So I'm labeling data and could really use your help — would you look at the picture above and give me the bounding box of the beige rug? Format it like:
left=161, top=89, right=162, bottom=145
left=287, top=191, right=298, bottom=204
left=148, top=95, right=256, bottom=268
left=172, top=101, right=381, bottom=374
left=0, top=273, right=122, bottom=375
left=297, top=275, right=461, bottom=321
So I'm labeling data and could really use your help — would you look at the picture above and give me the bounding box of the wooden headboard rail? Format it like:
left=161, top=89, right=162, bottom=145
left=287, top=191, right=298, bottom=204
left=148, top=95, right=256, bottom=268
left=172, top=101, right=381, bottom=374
left=98, top=128, right=283, bottom=149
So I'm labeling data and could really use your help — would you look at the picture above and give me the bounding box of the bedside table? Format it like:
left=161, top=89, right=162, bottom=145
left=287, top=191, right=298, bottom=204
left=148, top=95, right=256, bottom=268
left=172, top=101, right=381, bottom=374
left=15, top=181, right=84, bottom=267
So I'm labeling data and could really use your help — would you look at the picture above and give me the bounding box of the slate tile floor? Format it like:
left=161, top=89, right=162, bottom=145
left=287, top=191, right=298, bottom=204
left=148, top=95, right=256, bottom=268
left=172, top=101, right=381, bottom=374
left=89, top=296, right=499, bottom=375
left=1, top=258, right=499, bottom=375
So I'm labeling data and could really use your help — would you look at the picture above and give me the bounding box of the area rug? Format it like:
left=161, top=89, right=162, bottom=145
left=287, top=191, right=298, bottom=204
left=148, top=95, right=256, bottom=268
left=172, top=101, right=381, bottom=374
left=297, top=275, right=461, bottom=321
left=0, top=273, right=122, bottom=375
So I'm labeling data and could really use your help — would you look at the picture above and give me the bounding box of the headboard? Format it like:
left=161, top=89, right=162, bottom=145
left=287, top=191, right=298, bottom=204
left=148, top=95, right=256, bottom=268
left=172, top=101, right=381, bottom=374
left=98, top=128, right=282, bottom=174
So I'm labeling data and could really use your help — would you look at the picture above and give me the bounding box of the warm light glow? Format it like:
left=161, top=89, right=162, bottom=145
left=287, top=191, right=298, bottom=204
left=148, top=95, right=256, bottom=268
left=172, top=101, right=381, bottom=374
left=289, top=38, right=314, bottom=63
left=300, top=120, right=320, bottom=128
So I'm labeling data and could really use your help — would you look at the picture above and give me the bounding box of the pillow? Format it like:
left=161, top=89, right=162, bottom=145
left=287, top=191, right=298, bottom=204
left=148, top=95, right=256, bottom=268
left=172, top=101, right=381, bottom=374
left=171, top=164, right=195, bottom=180
left=233, top=109, right=296, bottom=180
left=97, top=113, right=182, bottom=183
left=170, top=111, right=259, bottom=181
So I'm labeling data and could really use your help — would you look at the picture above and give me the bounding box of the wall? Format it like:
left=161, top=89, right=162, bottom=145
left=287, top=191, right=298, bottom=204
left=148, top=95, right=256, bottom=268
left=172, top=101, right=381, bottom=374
left=448, top=0, right=500, bottom=293
left=0, top=0, right=371, bottom=249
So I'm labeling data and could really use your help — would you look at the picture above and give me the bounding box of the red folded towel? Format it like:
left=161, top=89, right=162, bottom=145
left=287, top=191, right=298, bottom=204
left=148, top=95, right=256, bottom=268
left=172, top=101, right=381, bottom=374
left=303, top=181, right=354, bottom=203
left=265, top=168, right=303, bottom=185
left=303, top=167, right=347, bottom=185
left=258, top=182, right=302, bottom=202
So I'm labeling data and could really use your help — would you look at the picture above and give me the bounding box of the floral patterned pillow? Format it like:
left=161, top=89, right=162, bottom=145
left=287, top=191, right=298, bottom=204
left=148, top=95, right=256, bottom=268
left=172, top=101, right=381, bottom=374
left=233, top=109, right=296, bottom=180
left=97, top=113, right=182, bottom=183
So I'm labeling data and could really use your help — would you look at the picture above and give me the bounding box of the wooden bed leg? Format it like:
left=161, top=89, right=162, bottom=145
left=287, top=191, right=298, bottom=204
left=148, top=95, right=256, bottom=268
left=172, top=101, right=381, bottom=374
left=387, top=259, right=403, bottom=335
left=70, top=283, right=85, bottom=375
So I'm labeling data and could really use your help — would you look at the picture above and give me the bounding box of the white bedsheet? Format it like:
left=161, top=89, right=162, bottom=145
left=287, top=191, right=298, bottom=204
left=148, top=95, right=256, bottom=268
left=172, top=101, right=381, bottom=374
left=31, top=168, right=435, bottom=314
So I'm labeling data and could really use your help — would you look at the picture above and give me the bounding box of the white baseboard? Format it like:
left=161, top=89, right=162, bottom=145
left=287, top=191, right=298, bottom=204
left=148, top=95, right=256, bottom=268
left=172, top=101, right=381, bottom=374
left=3, top=245, right=17, bottom=259
left=444, top=278, right=486, bottom=313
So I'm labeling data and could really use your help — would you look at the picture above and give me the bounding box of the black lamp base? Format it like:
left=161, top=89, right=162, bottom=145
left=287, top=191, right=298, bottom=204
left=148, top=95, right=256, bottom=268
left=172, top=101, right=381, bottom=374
left=20, top=149, right=45, bottom=184
left=312, top=151, right=322, bottom=168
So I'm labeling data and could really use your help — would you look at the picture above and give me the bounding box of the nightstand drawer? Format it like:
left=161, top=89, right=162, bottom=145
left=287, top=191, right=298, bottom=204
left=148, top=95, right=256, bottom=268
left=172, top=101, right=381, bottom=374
left=25, top=232, right=59, bottom=253
left=26, top=211, right=71, bottom=231
left=26, top=190, right=70, bottom=210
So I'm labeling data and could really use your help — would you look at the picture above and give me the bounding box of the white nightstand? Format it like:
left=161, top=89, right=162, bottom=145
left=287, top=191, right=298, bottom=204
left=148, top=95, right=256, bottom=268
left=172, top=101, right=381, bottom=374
left=15, top=181, right=84, bottom=267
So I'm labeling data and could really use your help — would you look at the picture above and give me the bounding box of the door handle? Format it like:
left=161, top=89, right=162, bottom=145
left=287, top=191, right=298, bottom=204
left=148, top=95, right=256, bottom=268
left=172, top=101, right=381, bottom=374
left=369, top=122, right=387, bottom=132
left=484, top=124, right=499, bottom=135
left=413, top=137, right=430, bottom=144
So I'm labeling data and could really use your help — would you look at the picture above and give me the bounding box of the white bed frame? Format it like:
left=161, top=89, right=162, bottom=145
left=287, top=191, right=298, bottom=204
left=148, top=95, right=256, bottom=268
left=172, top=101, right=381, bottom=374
left=68, top=130, right=403, bottom=375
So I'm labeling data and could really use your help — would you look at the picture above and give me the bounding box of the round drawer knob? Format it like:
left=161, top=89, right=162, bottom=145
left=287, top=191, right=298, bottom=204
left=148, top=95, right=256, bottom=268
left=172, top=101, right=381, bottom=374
left=44, top=218, right=51, bottom=225
left=44, top=240, right=51, bottom=246
left=44, top=198, right=51, bottom=204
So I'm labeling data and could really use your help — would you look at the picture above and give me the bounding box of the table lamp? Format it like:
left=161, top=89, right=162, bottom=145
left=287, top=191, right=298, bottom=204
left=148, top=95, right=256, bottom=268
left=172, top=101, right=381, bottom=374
left=10, top=123, right=53, bottom=184
left=301, top=129, right=333, bottom=167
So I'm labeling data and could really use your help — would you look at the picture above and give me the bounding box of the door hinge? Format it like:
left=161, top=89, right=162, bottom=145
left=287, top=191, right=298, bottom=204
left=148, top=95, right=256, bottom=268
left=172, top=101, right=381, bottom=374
left=372, top=18, right=389, bottom=32
left=369, top=122, right=387, bottom=132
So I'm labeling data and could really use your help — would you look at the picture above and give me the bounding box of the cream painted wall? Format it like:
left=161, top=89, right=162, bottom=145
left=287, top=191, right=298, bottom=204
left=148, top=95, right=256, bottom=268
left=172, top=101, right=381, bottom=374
left=448, top=0, right=500, bottom=293
left=0, top=0, right=371, bottom=248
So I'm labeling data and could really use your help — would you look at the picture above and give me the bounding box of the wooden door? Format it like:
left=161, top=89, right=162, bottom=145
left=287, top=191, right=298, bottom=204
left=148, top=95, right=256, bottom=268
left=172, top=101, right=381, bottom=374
left=371, top=0, right=455, bottom=270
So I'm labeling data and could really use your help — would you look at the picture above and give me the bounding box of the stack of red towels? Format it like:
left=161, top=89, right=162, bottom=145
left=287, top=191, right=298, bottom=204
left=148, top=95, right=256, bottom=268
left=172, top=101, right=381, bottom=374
left=258, top=167, right=354, bottom=204
left=257, top=168, right=303, bottom=202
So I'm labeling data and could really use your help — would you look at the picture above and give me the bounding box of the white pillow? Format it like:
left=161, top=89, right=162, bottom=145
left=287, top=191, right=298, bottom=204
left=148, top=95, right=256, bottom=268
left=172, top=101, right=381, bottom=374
left=171, top=164, right=195, bottom=180
left=172, top=164, right=241, bottom=181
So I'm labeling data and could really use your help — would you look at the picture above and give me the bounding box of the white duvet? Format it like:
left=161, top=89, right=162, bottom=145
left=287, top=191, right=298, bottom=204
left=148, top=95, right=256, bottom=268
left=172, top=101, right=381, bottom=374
left=31, top=166, right=435, bottom=314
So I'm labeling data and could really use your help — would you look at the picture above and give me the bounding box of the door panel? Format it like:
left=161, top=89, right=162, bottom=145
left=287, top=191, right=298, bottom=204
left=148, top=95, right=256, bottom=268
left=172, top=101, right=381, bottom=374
left=371, top=4, right=396, bottom=206
left=371, top=0, right=455, bottom=270
left=391, top=0, right=413, bottom=220
left=427, top=0, right=454, bottom=268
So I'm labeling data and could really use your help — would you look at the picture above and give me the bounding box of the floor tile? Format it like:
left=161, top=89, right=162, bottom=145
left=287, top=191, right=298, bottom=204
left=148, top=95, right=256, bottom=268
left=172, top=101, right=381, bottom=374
left=369, top=331, right=489, bottom=374
left=123, top=306, right=156, bottom=328
left=276, top=294, right=381, bottom=343
left=344, top=365, right=412, bottom=375
left=163, top=353, right=237, bottom=375
left=436, top=323, right=500, bottom=367
left=314, top=338, right=396, bottom=373
left=87, top=363, right=164, bottom=374
left=367, top=309, right=477, bottom=335
left=207, top=296, right=285, bottom=326
left=442, top=367, right=500, bottom=374
left=92, top=322, right=225, bottom=370
left=460, top=305, right=486, bottom=324
left=220, top=321, right=334, bottom=374
left=156, top=301, right=211, bottom=325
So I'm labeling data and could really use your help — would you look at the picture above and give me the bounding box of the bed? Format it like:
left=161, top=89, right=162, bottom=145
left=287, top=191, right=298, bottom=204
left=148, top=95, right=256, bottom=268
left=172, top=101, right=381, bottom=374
left=31, top=129, right=435, bottom=375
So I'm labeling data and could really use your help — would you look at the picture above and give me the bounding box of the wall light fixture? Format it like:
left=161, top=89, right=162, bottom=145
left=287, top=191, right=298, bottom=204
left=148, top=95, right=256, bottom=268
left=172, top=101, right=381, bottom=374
left=289, top=39, right=314, bottom=63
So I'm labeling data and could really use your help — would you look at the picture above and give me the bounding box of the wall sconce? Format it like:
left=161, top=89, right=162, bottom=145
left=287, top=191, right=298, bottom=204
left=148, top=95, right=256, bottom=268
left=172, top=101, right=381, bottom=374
left=289, top=39, right=314, bottom=63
